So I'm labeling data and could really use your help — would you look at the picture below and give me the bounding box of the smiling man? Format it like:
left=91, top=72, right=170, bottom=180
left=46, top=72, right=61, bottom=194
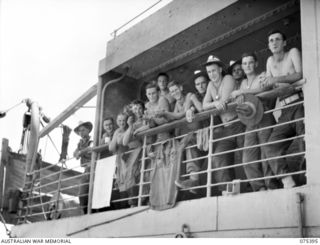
left=203, top=55, right=245, bottom=195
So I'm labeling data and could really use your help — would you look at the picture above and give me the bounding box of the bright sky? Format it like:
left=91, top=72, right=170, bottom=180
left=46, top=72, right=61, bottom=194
left=0, top=0, right=171, bottom=237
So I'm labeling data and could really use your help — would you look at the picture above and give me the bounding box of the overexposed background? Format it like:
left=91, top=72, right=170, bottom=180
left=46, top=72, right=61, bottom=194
left=0, top=0, right=171, bottom=237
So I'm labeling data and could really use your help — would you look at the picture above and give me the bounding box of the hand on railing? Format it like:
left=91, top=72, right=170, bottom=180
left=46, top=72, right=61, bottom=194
left=186, top=108, right=195, bottom=123
left=259, top=72, right=276, bottom=90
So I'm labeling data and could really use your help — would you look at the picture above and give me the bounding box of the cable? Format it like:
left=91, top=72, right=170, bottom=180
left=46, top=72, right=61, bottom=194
left=0, top=211, right=12, bottom=237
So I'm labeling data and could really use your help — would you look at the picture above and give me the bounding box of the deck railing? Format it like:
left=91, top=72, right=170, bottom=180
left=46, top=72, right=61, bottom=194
left=18, top=81, right=306, bottom=222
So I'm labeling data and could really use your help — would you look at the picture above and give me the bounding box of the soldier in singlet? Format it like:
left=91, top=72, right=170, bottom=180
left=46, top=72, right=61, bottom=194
left=259, top=30, right=304, bottom=189
left=230, top=52, right=279, bottom=191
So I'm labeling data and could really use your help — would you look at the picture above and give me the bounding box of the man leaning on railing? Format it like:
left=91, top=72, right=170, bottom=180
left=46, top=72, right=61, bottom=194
left=230, top=52, right=280, bottom=191
left=203, top=55, right=245, bottom=195
left=156, top=80, right=202, bottom=194
left=259, top=29, right=304, bottom=189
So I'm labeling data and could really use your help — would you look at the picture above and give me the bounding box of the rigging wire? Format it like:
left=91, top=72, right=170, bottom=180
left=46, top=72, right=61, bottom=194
left=40, top=121, right=61, bottom=157
left=0, top=211, right=12, bottom=237
left=0, top=100, right=25, bottom=118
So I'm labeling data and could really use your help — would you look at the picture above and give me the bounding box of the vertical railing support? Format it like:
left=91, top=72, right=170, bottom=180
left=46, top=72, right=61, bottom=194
left=87, top=78, right=104, bottom=215
left=138, top=136, right=147, bottom=207
left=206, top=115, right=214, bottom=197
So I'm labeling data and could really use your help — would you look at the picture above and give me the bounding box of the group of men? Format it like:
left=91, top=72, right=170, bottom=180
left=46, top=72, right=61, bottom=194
left=73, top=29, right=305, bottom=212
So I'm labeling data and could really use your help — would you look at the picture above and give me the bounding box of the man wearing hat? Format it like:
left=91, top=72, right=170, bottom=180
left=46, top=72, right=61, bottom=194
left=73, top=121, right=93, bottom=214
left=228, top=60, right=245, bottom=90
left=203, top=55, right=245, bottom=195
left=230, top=52, right=279, bottom=191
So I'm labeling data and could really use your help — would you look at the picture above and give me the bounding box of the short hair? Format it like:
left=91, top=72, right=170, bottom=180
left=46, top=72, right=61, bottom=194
left=157, top=72, right=169, bottom=80
left=241, top=52, right=258, bottom=62
left=103, top=116, right=114, bottom=124
left=267, top=29, right=287, bottom=41
left=167, top=80, right=181, bottom=89
left=145, top=81, right=159, bottom=91
left=131, top=99, right=145, bottom=111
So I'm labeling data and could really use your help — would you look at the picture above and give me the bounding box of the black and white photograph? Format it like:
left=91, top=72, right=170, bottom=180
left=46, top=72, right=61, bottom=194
left=0, top=0, right=319, bottom=242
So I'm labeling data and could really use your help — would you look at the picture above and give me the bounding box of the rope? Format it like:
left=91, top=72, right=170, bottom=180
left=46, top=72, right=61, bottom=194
left=40, top=121, right=61, bottom=157
left=0, top=211, right=11, bottom=237
left=0, top=100, right=24, bottom=118
left=4, top=100, right=24, bottom=113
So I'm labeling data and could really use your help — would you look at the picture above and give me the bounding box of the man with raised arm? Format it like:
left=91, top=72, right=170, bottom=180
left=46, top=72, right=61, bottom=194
left=144, top=82, right=171, bottom=141
left=259, top=30, right=304, bottom=189
left=203, top=55, right=245, bottom=195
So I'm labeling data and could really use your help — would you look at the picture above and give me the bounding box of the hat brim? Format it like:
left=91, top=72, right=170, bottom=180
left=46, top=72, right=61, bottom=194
left=193, top=71, right=208, bottom=80
left=237, top=94, right=264, bottom=127
left=74, top=121, right=93, bottom=135
left=203, top=60, right=225, bottom=68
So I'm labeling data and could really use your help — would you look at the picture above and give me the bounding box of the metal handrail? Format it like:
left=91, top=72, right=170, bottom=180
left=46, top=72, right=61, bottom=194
left=110, top=0, right=163, bottom=38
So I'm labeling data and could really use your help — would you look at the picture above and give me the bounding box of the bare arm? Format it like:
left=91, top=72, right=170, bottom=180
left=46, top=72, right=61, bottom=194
left=160, top=102, right=185, bottom=121
left=122, top=116, right=134, bottom=146
left=152, top=96, right=170, bottom=125
left=109, top=129, right=120, bottom=153
left=261, top=48, right=302, bottom=89
left=273, top=48, right=302, bottom=84
left=231, top=77, right=264, bottom=98
left=188, top=93, right=203, bottom=112
left=220, top=75, right=235, bottom=102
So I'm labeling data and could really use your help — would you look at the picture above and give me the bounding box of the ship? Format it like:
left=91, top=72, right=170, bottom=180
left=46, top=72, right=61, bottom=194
left=0, top=0, right=319, bottom=238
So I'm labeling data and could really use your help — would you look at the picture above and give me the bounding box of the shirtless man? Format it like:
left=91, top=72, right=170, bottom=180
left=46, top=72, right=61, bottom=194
left=158, top=80, right=200, bottom=193
left=157, top=72, right=175, bottom=111
left=259, top=30, right=304, bottom=189
left=144, top=82, right=170, bottom=141
left=203, top=55, right=245, bottom=194
left=185, top=70, right=209, bottom=121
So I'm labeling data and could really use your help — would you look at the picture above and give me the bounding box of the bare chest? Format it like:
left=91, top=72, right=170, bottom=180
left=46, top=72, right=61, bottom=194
left=270, top=56, right=296, bottom=76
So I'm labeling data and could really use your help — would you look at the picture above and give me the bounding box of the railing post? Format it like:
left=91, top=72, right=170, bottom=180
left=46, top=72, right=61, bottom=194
left=87, top=78, right=104, bottom=215
left=138, top=136, right=147, bottom=207
left=206, top=115, right=214, bottom=197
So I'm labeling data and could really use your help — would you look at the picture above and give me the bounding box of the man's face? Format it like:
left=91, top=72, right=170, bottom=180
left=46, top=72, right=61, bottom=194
left=146, top=87, right=159, bottom=103
left=103, top=119, right=114, bottom=135
left=132, top=103, right=144, bottom=119
left=232, top=64, right=244, bottom=81
left=78, top=126, right=90, bottom=138
left=241, top=56, right=257, bottom=75
left=169, top=84, right=183, bottom=100
left=194, top=76, right=208, bottom=95
left=206, top=64, right=221, bottom=82
left=157, top=75, right=168, bottom=91
left=268, top=33, right=286, bottom=54
left=116, top=114, right=127, bottom=129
